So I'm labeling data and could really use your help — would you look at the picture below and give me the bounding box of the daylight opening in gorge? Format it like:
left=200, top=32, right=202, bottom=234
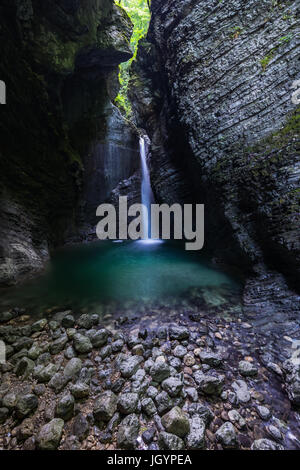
left=0, top=0, right=299, bottom=457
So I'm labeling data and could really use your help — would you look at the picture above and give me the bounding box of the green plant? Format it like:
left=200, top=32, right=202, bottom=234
left=114, top=0, right=151, bottom=117
left=279, top=34, right=293, bottom=43
left=260, top=53, right=273, bottom=71
left=230, top=25, right=243, bottom=39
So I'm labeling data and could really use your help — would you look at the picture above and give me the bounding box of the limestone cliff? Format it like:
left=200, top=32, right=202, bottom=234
left=130, top=0, right=300, bottom=312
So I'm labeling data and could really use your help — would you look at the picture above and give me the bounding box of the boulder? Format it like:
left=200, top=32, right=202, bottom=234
left=199, top=350, right=222, bottom=367
left=87, top=329, right=109, bottom=348
left=150, top=362, right=171, bottom=383
left=141, top=398, right=156, bottom=416
left=161, top=377, right=183, bottom=397
left=186, top=416, right=206, bottom=449
left=215, top=422, right=238, bottom=448
left=239, top=361, right=258, bottom=377
left=117, top=393, right=139, bottom=415
left=37, top=418, right=64, bottom=450
left=161, top=406, right=190, bottom=438
left=251, top=438, right=284, bottom=450
left=93, top=391, right=118, bottom=423
left=120, top=356, right=143, bottom=378
left=50, top=334, right=68, bottom=355
left=158, top=431, right=184, bottom=450
left=70, top=382, right=90, bottom=399
left=15, top=357, right=35, bottom=378
left=117, top=414, right=140, bottom=449
left=73, top=333, right=93, bottom=354
left=16, top=394, right=38, bottom=419
left=55, top=394, right=75, bottom=421
left=155, top=391, right=173, bottom=415
left=63, top=358, right=82, bottom=381
left=194, top=371, right=224, bottom=395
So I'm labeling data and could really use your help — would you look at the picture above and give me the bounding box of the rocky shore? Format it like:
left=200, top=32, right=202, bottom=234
left=0, top=304, right=299, bottom=451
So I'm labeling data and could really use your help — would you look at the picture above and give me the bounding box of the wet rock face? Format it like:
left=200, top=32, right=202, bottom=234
left=132, top=0, right=300, bottom=300
left=0, top=0, right=138, bottom=285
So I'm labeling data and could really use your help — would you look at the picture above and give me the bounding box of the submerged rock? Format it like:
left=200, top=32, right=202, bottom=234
left=0, top=407, right=9, bottom=424
left=238, top=361, right=258, bottom=377
left=231, top=380, right=251, bottom=404
left=199, top=350, right=222, bottom=367
left=77, top=314, right=95, bottom=330
left=87, top=329, right=109, bottom=348
left=49, top=373, right=68, bottom=394
left=256, top=405, right=271, bottom=421
left=34, top=363, right=58, bottom=383
left=169, top=325, right=190, bottom=341
left=283, top=359, right=300, bottom=408
left=50, top=334, right=68, bottom=355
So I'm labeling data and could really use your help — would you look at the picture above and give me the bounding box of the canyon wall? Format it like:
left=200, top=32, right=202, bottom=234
left=130, top=0, right=300, bottom=311
left=0, top=0, right=139, bottom=285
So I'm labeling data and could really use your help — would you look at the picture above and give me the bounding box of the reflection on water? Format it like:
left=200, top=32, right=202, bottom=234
left=0, top=240, right=242, bottom=315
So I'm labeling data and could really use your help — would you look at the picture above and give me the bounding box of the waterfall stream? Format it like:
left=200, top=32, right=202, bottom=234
left=140, top=136, right=154, bottom=239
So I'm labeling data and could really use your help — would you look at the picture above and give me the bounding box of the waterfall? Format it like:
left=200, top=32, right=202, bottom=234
left=140, top=136, right=154, bottom=239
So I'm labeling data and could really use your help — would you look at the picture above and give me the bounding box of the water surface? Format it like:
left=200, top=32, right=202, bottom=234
left=0, top=240, right=242, bottom=315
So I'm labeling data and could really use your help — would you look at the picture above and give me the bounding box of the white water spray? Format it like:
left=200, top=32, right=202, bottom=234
left=140, top=136, right=154, bottom=239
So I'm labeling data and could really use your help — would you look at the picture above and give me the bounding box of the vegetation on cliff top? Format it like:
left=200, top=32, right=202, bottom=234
left=114, top=0, right=151, bottom=116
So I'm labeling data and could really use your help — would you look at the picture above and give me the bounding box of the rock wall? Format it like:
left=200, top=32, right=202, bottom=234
left=130, top=0, right=300, bottom=309
left=0, top=0, right=139, bottom=285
